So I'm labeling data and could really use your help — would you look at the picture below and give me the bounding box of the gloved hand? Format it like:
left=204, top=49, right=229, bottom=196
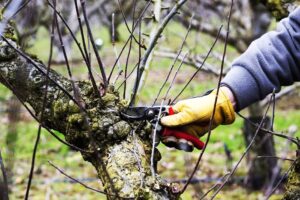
left=161, top=87, right=236, bottom=137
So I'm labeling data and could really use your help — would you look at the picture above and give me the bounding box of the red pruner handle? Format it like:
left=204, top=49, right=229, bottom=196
left=162, top=128, right=205, bottom=150
left=162, top=107, right=205, bottom=150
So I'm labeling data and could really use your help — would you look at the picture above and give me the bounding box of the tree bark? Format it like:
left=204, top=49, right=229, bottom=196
left=0, top=39, right=178, bottom=199
left=283, top=154, right=300, bottom=200
left=260, top=0, right=299, bottom=20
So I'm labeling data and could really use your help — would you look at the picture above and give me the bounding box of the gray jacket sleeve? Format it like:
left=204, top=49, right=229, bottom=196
left=221, top=7, right=300, bottom=111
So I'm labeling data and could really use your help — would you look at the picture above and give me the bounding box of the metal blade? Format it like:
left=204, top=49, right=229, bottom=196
left=120, top=107, right=148, bottom=120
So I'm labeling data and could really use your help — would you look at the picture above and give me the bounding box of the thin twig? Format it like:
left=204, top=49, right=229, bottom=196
left=116, top=0, right=145, bottom=49
left=48, top=161, right=117, bottom=197
left=181, top=1, right=233, bottom=194
left=47, top=1, right=99, bottom=96
left=164, top=52, right=189, bottom=101
left=8, top=0, right=32, bottom=20
left=264, top=159, right=297, bottom=199
left=73, top=0, right=90, bottom=63
left=151, top=100, right=165, bottom=178
left=25, top=4, right=56, bottom=197
left=152, top=14, right=193, bottom=106
left=131, top=0, right=188, bottom=104
left=264, top=125, right=298, bottom=197
left=171, top=26, right=223, bottom=104
left=237, top=113, right=300, bottom=147
left=122, top=0, right=137, bottom=99
left=210, top=91, right=275, bottom=199
left=81, top=0, right=107, bottom=88
left=256, top=156, right=294, bottom=162
left=111, top=13, right=123, bottom=86
left=107, top=1, right=151, bottom=83
left=154, top=51, right=230, bottom=76
left=53, top=4, right=84, bottom=107
left=199, top=173, right=230, bottom=199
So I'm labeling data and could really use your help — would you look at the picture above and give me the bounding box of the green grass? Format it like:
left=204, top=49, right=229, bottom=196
left=0, top=19, right=298, bottom=200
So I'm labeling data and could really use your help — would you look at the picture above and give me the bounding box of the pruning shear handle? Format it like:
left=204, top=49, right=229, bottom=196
left=120, top=106, right=205, bottom=152
left=161, top=107, right=205, bottom=152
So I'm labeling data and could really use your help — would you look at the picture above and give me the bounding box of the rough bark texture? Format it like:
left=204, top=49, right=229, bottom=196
left=0, top=39, right=178, bottom=199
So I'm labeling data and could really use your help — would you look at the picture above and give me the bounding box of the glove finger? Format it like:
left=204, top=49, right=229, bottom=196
left=178, top=124, right=203, bottom=138
left=160, top=111, right=195, bottom=127
left=195, top=123, right=218, bottom=136
left=178, top=124, right=212, bottom=138
left=171, top=101, right=184, bottom=113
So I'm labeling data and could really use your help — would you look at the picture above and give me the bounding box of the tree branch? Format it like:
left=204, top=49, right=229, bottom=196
left=0, top=38, right=178, bottom=199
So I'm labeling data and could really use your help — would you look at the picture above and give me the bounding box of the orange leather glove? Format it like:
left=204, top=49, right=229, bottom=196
left=161, top=87, right=236, bottom=137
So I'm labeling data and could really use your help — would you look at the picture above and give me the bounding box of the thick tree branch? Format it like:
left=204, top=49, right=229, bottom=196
left=0, top=39, right=178, bottom=199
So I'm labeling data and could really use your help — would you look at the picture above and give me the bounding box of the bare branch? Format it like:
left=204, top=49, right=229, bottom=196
left=171, top=26, right=223, bottom=103
left=264, top=125, right=298, bottom=197
left=81, top=0, right=107, bottom=88
left=48, top=161, right=114, bottom=196
left=132, top=0, right=188, bottom=104
left=25, top=2, right=57, bottom=197
left=152, top=14, right=193, bottom=106
left=154, top=51, right=230, bottom=76
left=210, top=90, right=275, bottom=199
left=256, top=156, right=294, bottom=162
left=107, top=1, right=151, bottom=83
left=181, top=0, right=233, bottom=193
left=237, top=113, right=300, bottom=147
left=265, top=159, right=297, bottom=199
left=47, top=1, right=99, bottom=97
left=261, top=83, right=300, bottom=108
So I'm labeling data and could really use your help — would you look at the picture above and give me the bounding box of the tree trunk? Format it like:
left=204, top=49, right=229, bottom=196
left=5, top=95, right=21, bottom=186
left=243, top=104, right=277, bottom=190
left=0, top=39, right=178, bottom=199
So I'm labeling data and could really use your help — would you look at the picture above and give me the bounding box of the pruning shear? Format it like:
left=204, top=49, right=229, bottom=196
left=121, top=106, right=205, bottom=152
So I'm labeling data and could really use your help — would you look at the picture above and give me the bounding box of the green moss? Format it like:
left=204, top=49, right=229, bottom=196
left=53, top=100, right=69, bottom=118
left=113, top=121, right=131, bottom=139
left=102, top=93, right=118, bottom=106
left=53, top=99, right=81, bottom=119
left=263, top=0, right=297, bottom=20
left=67, top=113, right=84, bottom=125
left=283, top=157, right=300, bottom=199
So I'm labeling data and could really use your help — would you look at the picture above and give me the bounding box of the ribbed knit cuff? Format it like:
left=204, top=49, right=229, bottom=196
left=221, top=66, right=261, bottom=111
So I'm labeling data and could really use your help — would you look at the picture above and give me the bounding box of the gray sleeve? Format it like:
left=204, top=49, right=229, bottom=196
left=222, top=7, right=300, bottom=111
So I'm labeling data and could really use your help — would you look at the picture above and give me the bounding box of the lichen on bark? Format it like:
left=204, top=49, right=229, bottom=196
left=0, top=39, right=179, bottom=199
left=283, top=154, right=300, bottom=200
left=261, top=0, right=300, bottom=20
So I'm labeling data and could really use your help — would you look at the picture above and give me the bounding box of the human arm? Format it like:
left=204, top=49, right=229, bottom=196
left=222, top=7, right=300, bottom=111
left=161, top=7, right=300, bottom=137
